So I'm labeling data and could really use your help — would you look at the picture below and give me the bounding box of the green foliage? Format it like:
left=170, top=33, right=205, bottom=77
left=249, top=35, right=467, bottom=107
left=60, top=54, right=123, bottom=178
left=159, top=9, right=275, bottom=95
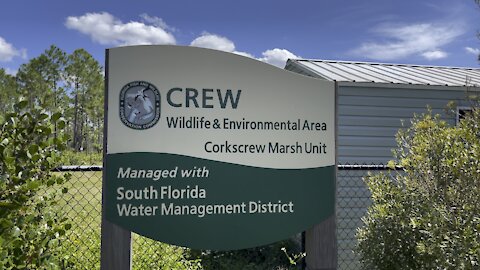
left=0, top=98, right=73, bottom=269
left=16, top=46, right=69, bottom=114
left=0, top=69, right=17, bottom=123
left=281, top=247, right=305, bottom=267
left=3, top=45, right=104, bottom=154
left=57, top=150, right=102, bottom=166
left=55, top=170, right=102, bottom=269
left=132, top=236, right=202, bottom=270
left=59, top=227, right=100, bottom=269
left=194, top=239, right=300, bottom=270
left=357, top=106, right=480, bottom=269
left=53, top=170, right=198, bottom=269
left=66, top=48, right=104, bottom=152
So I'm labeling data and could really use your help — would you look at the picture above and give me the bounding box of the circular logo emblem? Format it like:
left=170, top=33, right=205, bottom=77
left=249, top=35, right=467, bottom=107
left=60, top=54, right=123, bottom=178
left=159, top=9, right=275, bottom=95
left=119, top=81, right=161, bottom=130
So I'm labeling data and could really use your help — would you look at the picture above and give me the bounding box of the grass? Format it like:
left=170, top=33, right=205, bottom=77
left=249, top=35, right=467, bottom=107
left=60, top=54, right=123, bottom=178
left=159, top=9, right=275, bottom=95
left=54, top=170, right=198, bottom=270
left=56, top=171, right=102, bottom=269
left=52, top=167, right=300, bottom=269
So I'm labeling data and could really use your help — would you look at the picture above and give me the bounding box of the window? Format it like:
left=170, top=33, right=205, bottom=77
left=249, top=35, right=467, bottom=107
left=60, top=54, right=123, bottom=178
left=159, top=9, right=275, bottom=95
left=456, top=106, right=473, bottom=124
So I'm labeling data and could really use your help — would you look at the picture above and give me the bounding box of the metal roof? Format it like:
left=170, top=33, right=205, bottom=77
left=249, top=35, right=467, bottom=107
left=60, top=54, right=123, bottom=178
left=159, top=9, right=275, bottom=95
left=286, top=59, right=480, bottom=87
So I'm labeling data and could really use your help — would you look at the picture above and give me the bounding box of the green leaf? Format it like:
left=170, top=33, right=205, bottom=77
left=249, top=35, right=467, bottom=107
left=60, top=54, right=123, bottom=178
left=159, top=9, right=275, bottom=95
left=47, top=179, right=55, bottom=186
left=0, top=202, right=17, bottom=209
left=387, top=160, right=397, bottom=170
left=7, top=116, right=15, bottom=126
left=39, top=113, right=49, bottom=120
left=31, top=154, right=41, bottom=162
left=57, top=119, right=66, bottom=129
left=17, top=100, right=28, bottom=109
left=28, top=144, right=39, bottom=154
left=51, top=112, right=62, bottom=122
left=55, top=177, right=64, bottom=185
left=12, top=226, right=20, bottom=237
left=26, top=180, right=41, bottom=190
left=0, top=138, right=8, bottom=147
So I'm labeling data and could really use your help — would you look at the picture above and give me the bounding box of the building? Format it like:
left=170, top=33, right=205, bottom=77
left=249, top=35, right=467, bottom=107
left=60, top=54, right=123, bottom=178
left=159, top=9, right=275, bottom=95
left=285, top=59, right=480, bottom=270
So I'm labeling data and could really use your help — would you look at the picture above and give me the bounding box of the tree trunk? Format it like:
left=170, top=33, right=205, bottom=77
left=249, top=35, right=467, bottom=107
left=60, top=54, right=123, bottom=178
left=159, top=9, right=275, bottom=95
left=53, top=78, right=57, bottom=144
left=79, top=110, right=85, bottom=151
left=97, top=118, right=102, bottom=153
left=73, top=81, right=79, bottom=151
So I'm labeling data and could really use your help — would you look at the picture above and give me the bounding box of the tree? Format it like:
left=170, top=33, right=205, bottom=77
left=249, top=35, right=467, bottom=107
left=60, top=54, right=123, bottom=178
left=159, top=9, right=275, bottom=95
left=15, top=45, right=104, bottom=153
left=357, top=105, right=480, bottom=269
left=16, top=57, right=50, bottom=109
left=0, top=69, right=18, bottom=122
left=8, top=45, right=104, bottom=155
left=65, top=49, right=103, bottom=152
left=16, top=46, right=68, bottom=115
left=41, top=45, right=69, bottom=121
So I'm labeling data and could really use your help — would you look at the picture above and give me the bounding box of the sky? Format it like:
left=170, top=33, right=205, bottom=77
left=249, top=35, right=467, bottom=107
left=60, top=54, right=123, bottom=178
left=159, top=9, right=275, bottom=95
left=1, top=0, right=480, bottom=75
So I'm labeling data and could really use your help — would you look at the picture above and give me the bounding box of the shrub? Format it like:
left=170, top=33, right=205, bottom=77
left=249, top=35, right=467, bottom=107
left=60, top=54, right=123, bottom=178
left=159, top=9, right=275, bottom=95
left=57, top=150, right=102, bottom=166
left=194, top=239, right=301, bottom=270
left=0, top=98, right=73, bottom=269
left=357, top=107, right=480, bottom=269
left=132, top=236, right=202, bottom=270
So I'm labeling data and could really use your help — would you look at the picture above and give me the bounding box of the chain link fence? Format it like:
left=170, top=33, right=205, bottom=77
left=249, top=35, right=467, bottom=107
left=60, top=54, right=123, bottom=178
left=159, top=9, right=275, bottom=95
left=337, top=164, right=401, bottom=270
left=54, top=166, right=102, bottom=269
left=53, top=164, right=396, bottom=269
left=53, top=166, right=300, bottom=269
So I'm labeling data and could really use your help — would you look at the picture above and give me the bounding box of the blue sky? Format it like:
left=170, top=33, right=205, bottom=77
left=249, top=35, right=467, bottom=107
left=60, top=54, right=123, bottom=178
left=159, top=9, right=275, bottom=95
left=1, top=0, right=479, bottom=74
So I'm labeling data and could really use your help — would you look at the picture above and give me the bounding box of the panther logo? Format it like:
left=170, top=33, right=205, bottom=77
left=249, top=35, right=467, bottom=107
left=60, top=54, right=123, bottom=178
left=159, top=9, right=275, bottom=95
left=119, top=81, right=160, bottom=130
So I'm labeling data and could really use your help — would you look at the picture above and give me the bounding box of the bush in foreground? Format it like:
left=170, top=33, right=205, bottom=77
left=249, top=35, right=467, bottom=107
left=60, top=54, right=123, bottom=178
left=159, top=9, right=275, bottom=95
left=357, top=106, right=480, bottom=269
left=0, top=99, right=73, bottom=269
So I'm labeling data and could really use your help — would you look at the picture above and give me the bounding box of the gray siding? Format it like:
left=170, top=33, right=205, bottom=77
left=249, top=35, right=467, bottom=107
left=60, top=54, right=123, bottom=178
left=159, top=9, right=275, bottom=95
left=338, top=85, right=467, bottom=164
left=337, top=85, right=470, bottom=270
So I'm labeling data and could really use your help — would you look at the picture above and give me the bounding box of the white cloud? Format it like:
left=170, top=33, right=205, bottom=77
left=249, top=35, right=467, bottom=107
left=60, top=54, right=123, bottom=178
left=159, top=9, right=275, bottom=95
left=258, top=48, right=300, bottom=68
left=421, top=50, right=448, bottom=60
left=190, top=33, right=254, bottom=58
left=465, top=47, right=480, bottom=55
left=66, top=12, right=299, bottom=68
left=65, top=12, right=176, bottom=46
left=190, top=33, right=298, bottom=67
left=232, top=51, right=255, bottom=58
left=140, top=13, right=176, bottom=32
left=190, top=33, right=236, bottom=52
left=351, top=22, right=463, bottom=61
left=0, top=37, right=26, bottom=62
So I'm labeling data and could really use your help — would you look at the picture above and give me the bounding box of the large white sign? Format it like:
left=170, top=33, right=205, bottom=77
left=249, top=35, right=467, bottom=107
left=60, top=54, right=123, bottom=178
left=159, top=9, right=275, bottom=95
left=105, top=45, right=335, bottom=250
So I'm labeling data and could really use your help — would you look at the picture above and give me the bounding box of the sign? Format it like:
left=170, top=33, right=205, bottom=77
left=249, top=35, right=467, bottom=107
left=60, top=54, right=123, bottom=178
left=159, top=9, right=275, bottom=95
left=105, top=45, right=335, bottom=250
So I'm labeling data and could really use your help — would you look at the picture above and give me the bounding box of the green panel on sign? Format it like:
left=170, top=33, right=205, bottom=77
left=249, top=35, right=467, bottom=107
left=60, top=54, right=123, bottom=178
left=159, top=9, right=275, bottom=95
left=106, top=152, right=335, bottom=250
